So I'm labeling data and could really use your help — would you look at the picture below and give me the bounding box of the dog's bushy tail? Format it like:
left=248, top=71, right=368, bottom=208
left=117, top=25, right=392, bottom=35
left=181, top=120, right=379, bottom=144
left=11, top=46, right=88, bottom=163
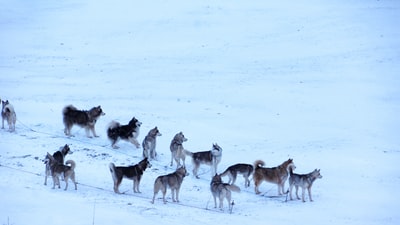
left=153, top=176, right=164, bottom=194
left=107, top=121, right=121, bottom=139
left=107, top=121, right=120, bottom=130
left=4, top=104, right=15, bottom=114
left=253, top=160, right=265, bottom=169
left=65, top=160, right=76, bottom=170
left=62, top=105, right=77, bottom=115
left=226, top=184, right=241, bottom=193
left=109, top=163, right=118, bottom=182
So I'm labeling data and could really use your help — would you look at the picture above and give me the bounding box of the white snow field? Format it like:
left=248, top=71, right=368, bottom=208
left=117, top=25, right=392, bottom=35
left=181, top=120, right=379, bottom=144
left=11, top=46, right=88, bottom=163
left=0, top=0, right=399, bottom=225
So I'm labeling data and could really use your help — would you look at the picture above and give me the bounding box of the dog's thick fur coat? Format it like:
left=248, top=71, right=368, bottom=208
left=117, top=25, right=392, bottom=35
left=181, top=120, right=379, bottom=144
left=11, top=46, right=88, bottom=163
left=46, top=152, right=77, bottom=191
left=151, top=167, right=189, bottom=204
left=44, top=144, right=71, bottom=186
left=169, top=132, right=188, bottom=168
left=107, top=117, right=141, bottom=149
left=253, top=158, right=295, bottom=195
left=210, top=173, right=240, bottom=210
left=185, top=143, right=223, bottom=178
left=109, top=158, right=152, bottom=194
left=62, top=105, right=105, bottom=137
left=2, top=100, right=16, bottom=132
left=220, top=163, right=254, bottom=187
left=142, top=126, right=162, bottom=160
left=289, top=167, right=322, bottom=202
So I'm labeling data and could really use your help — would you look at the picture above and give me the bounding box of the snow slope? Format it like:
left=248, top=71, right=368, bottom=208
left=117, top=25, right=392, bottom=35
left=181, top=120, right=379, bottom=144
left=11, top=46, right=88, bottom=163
left=1, top=0, right=399, bottom=225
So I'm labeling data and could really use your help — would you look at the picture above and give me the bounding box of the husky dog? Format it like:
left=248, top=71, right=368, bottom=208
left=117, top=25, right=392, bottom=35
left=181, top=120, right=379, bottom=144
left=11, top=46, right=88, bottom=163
left=44, top=144, right=72, bottom=185
left=289, top=168, right=322, bottom=202
left=142, top=126, right=162, bottom=160
left=46, top=152, right=77, bottom=190
left=210, top=173, right=240, bottom=210
left=169, top=132, right=188, bottom=168
left=185, top=143, right=223, bottom=179
left=107, top=117, right=142, bottom=149
left=151, top=166, right=189, bottom=204
left=253, top=159, right=295, bottom=195
left=109, top=157, right=152, bottom=194
left=2, top=100, right=16, bottom=132
left=62, top=105, right=105, bottom=138
left=220, top=163, right=254, bottom=187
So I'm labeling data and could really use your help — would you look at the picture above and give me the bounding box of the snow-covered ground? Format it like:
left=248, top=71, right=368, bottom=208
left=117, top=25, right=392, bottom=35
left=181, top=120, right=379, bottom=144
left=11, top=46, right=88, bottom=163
left=1, top=0, right=399, bottom=224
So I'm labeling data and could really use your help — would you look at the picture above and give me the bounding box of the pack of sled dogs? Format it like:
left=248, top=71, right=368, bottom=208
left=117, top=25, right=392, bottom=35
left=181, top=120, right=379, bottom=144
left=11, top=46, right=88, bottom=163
left=1, top=101, right=322, bottom=209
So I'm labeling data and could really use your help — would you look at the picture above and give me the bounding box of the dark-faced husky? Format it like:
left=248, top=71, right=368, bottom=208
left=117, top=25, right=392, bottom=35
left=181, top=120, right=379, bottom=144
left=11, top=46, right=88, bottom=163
left=2, top=100, right=16, bottom=132
left=109, top=157, right=152, bottom=194
left=46, top=152, right=77, bottom=190
left=289, top=167, right=322, bottom=202
left=107, top=117, right=141, bottom=149
left=253, top=159, right=295, bottom=195
left=185, top=143, right=222, bottom=179
left=151, top=166, right=189, bottom=204
left=210, top=173, right=240, bottom=211
left=142, top=126, right=162, bottom=160
left=220, top=163, right=254, bottom=187
left=169, top=132, right=188, bottom=168
left=44, top=144, right=72, bottom=186
left=62, top=105, right=105, bottom=138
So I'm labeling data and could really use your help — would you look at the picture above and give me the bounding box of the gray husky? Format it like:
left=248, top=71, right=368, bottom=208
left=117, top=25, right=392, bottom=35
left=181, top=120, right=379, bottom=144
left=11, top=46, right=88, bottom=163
left=170, top=132, right=188, bottom=168
left=185, top=143, right=222, bottom=179
left=289, top=168, right=322, bottom=202
left=151, top=167, right=189, bottom=204
left=142, top=126, right=162, bottom=160
left=62, top=105, right=105, bottom=138
left=44, top=144, right=72, bottom=186
left=210, top=173, right=240, bottom=211
left=220, top=163, right=254, bottom=187
left=2, top=100, right=16, bottom=132
left=46, top=152, right=77, bottom=190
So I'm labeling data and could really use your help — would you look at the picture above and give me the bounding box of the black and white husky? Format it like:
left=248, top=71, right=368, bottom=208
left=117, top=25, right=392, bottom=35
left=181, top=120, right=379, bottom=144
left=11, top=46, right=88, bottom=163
left=142, top=126, right=162, bottom=160
left=109, top=158, right=152, bottom=194
left=2, top=100, right=17, bottom=132
left=185, top=143, right=223, bottom=179
left=62, top=105, right=105, bottom=137
left=106, top=117, right=142, bottom=149
left=220, top=163, right=254, bottom=187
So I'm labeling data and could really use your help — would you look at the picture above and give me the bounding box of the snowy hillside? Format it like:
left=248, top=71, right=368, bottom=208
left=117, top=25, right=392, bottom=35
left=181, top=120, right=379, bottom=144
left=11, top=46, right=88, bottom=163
left=1, top=0, right=399, bottom=225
